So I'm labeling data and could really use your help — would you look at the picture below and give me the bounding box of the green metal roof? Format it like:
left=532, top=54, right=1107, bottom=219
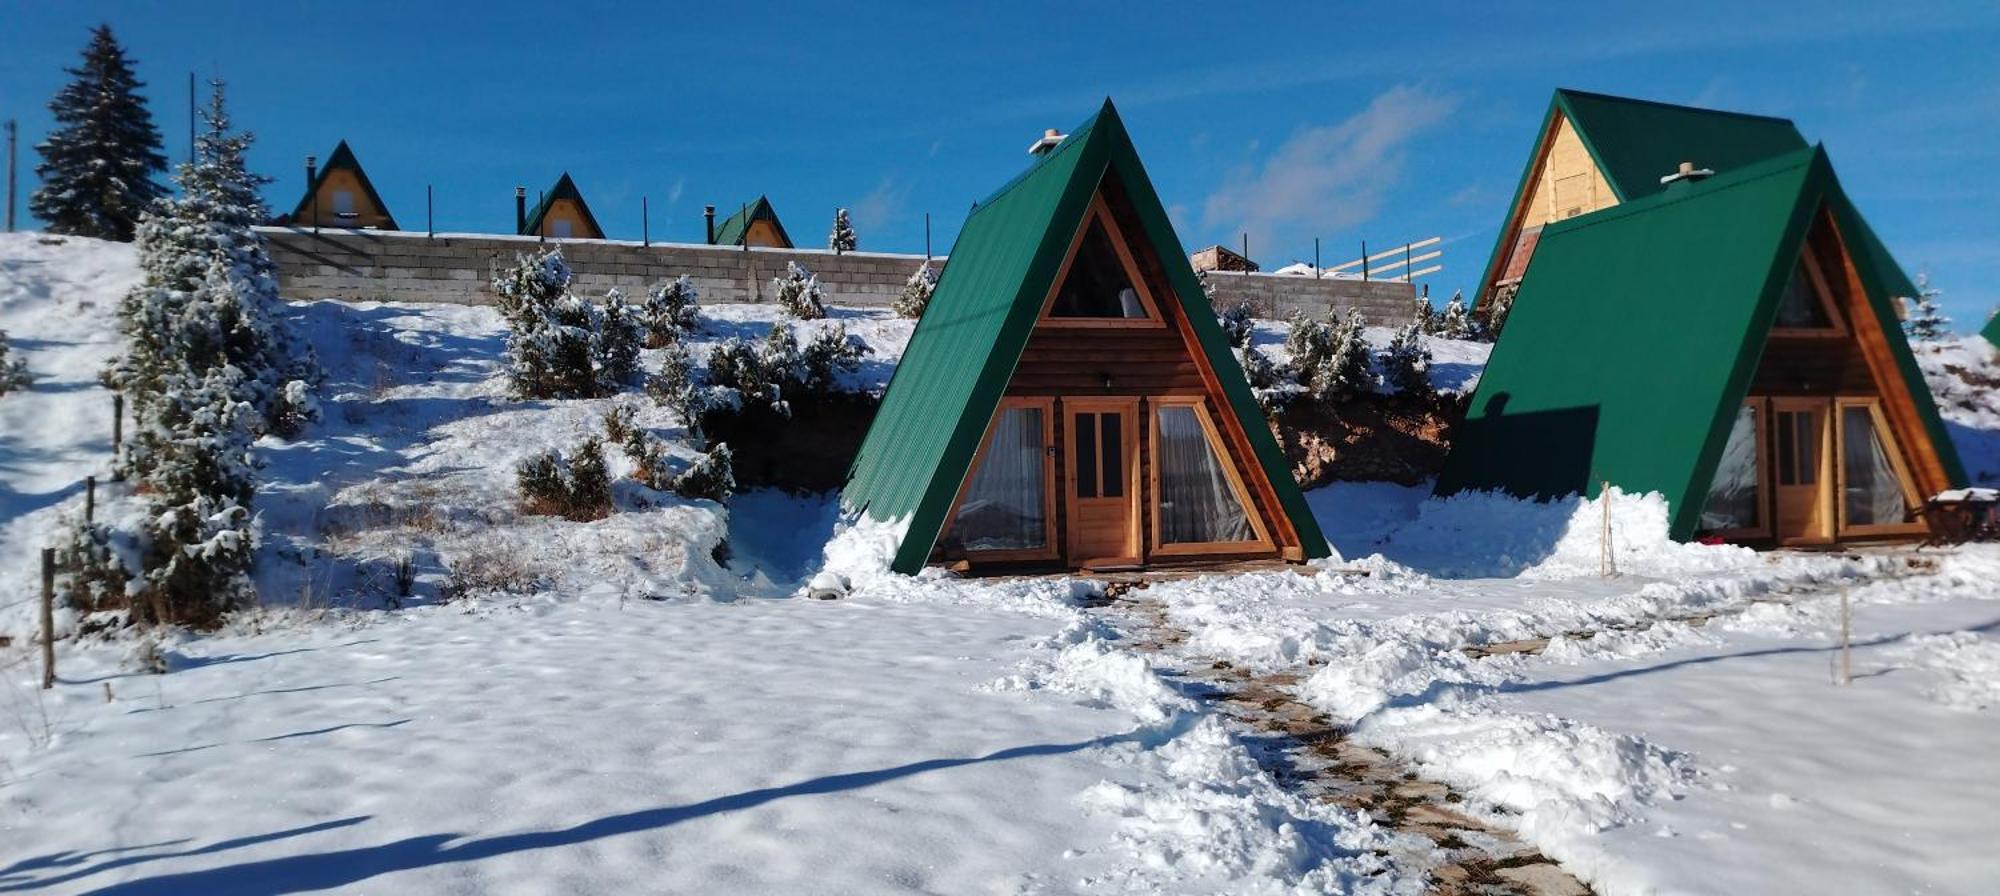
left=711, top=195, right=792, bottom=247
left=843, top=99, right=1329, bottom=573
left=288, top=140, right=398, bottom=230
left=521, top=172, right=604, bottom=238
left=1441, top=146, right=1966, bottom=539
left=1983, top=309, right=2000, bottom=351
left=1478, top=90, right=1917, bottom=307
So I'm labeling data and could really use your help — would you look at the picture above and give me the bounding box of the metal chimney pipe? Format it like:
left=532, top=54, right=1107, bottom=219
left=305, top=154, right=317, bottom=186
left=515, top=186, right=527, bottom=234
left=704, top=205, right=716, bottom=244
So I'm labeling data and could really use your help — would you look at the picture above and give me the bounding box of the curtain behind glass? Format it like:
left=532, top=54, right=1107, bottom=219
left=947, top=408, right=1046, bottom=550
left=1157, top=407, right=1254, bottom=544
left=1842, top=408, right=1908, bottom=526
left=1700, top=405, right=1760, bottom=531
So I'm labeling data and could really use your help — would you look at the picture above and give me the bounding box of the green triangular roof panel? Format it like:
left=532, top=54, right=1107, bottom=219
left=521, top=172, right=604, bottom=238
left=711, top=195, right=792, bottom=247
left=1983, top=309, right=2000, bottom=351
left=1441, top=146, right=1965, bottom=540
left=289, top=140, right=398, bottom=230
left=842, top=100, right=1329, bottom=574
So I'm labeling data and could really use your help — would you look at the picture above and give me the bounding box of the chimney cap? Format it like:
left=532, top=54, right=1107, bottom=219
left=1659, top=160, right=1716, bottom=185
left=1028, top=128, right=1066, bottom=156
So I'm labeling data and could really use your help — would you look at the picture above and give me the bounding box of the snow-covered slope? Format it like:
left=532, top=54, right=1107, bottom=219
left=1915, top=334, right=2000, bottom=485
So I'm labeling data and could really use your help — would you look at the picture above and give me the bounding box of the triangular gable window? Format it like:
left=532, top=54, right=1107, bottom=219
left=1772, top=245, right=1845, bottom=334
left=1041, top=195, right=1165, bottom=327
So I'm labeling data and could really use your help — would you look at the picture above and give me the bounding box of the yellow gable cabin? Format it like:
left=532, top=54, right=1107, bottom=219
left=284, top=141, right=397, bottom=230
left=518, top=173, right=605, bottom=240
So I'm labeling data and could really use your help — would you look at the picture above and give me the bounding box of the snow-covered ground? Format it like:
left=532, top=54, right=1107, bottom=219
left=3, top=233, right=1998, bottom=894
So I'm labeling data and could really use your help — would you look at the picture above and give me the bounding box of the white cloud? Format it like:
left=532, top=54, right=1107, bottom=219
left=850, top=175, right=914, bottom=238
left=1201, top=85, right=1456, bottom=254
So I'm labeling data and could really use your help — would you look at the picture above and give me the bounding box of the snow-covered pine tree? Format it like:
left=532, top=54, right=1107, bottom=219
left=0, top=330, right=31, bottom=396
left=894, top=262, right=937, bottom=319
left=642, top=276, right=700, bottom=346
left=1412, top=295, right=1438, bottom=336
left=1322, top=311, right=1375, bottom=401
left=493, top=248, right=601, bottom=398
left=673, top=443, right=736, bottom=503
left=1282, top=310, right=1332, bottom=396
left=1478, top=286, right=1516, bottom=342
left=1903, top=273, right=1952, bottom=343
left=597, top=289, right=644, bottom=389
left=1435, top=290, right=1474, bottom=340
left=1218, top=298, right=1256, bottom=349
left=127, top=364, right=261, bottom=626
left=774, top=261, right=827, bottom=320
left=1380, top=318, right=1434, bottom=397
left=29, top=25, right=168, bottom=241
left=647, top=342, right=707, bottom=435
left=801, top=324, right=867, bottom=391
left=828, top=208, right=857, bottom=253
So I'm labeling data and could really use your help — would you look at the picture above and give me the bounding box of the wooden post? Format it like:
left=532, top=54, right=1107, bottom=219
left=1839, top=586, right=1852, bottom=686
left=111, top=393, right=124, bottom=481
left=1600, top=479, right=1615, bottom=578
left=925, top=213, right=932, bottom=261
left=84, top=475, right=95, bottom=524
left=1313, top=237, right=1320, bottom=279
left=642, top=196, right=650, bottom=247
left=40, top=548, right=55, bottom=690
left=1361, top=240, right=1369, bottom=281
left=426, top=184, right=434, bottom=238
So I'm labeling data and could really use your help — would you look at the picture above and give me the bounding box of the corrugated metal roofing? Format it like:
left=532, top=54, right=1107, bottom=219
left=842, top=99, right=1329, bottom=573
left=1440, top=146, right=1965, bottom=539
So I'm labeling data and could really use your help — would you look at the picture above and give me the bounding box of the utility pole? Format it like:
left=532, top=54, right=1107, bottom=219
left=4, top=119, right=15, bottom=233
left=187, top=72, right=196, bottom=163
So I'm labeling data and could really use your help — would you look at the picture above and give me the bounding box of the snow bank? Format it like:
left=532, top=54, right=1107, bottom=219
left=1913, top=334, right=2000, bottom=484
left=1892, top=630, right=2000, bottom=710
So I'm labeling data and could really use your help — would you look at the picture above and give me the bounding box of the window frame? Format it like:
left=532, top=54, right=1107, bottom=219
left=1833, top=397, right=1928, bottom=538
left=1146, top=396, right=1274, bottom=557
left=1769, top=244, right=1849, bottom=339
left=1699, top=398, right=1772, bottom=540
left=939, top=396, right=1059, bottom=563
left=1035, top=194, right=1168, bottom=330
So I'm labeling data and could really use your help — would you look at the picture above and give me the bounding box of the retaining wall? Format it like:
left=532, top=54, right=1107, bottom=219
left=261, top=227, right=1417, bottom=324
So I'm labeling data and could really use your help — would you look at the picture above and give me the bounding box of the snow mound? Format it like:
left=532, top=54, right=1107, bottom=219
left=1369, top=487, right=1764, bottom=579
left=1892, top=630, right=2000, bottom=710
left=990, top=617, right=1194, bottom=725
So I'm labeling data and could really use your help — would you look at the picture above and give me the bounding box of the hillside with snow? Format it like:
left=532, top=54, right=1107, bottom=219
left=2, top=233, right=1998, bottom=895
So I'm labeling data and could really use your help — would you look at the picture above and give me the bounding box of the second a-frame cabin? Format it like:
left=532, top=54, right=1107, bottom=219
left=709, top=196, right=793, bottom=248
left=1475, top=89, right=1917, bottom=315
left=842, top=101, right=1329, bottom=575
left=282, top=140, right=397, bottom=230
left=1439, top=146, right=1966, bottom=546
left=519, top=173, right=605, bottom=240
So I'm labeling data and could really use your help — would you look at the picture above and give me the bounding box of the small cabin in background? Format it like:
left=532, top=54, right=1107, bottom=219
left=1189, top=244, right=1259, bottom=274
left=842, top=100, right=1329, bottom=575
left=278, top=141, right=397, bottom=230
left=1476, top=90, right=1918, bottom=316
left=707, top=196, right=793, bottom=248
left=518, top=173, right=604, bottom=240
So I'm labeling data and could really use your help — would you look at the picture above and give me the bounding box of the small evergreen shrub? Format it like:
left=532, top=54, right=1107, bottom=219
left=56, top=518, right=137, bottom=613
left=1434, top=290, right=1474, bottom=340
left=646, top=342, right=706, bottom=434
left=1380, top=319, right=1434, bottom=397
left=673, top=443, right=736, bottom=503
left=1411, top=295, right=1438, bottom=335
left=773, top=261, right=827, bottom=320
left=492, top=249, right=642, bottom=399
left=1218, top=299, right=1255, bottom=349
left=894, top=262, right=937, bottom=319
left=516, top=435, right=613, bottom=521
left=642, top=276, right=700, bottom=347
left=1903, top=274, right=1951, bottom=343
left=828, top=208, right=857, bottom=253
left=598, top=289, right=645, bottom=388
left=1284, top=309, right=1373, bottom=401
left=801, top=324, right=867, bottom=391
left=0, top=331, right=31, bottom=396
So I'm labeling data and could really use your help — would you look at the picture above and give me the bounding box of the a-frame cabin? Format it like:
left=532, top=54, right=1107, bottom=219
left=843, top=100, right=1329, bottom=575
left=1476, top=89, right=1918, bottom=316
left=520, top=173, right=605, bottom=240
left=710, top=196, right=793, bottom=248
left=1439, top=146, right=1967, bottom=546
left=283, top=140, right=397, bottom=230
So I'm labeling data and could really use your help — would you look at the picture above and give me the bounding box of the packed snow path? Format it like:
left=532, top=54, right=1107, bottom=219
left=1084, top=574, right=1591, bottom=896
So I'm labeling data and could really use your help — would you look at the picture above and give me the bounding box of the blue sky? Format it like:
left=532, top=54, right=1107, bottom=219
left=3, top=1, right=1997, bottom=330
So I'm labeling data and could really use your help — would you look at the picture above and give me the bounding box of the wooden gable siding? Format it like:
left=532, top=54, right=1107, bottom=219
left=304, top=168, right=394, bottom=229
left=999, top=173, right=1290, bottom=563
left=1492, top=114, right=1618, bottom=290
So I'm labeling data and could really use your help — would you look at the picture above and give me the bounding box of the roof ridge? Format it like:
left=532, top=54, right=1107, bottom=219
left=1556, top=87, right=1798, bottom=126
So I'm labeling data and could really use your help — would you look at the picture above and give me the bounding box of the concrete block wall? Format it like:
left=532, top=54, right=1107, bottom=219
left=261, top=227, right=1416, bottom=324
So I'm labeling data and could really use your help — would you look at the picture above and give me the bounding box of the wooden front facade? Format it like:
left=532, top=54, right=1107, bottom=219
left=930, top=175, right=1301, bottom=571
left=1487, top=112, right=1618, bottom=300
left=1698, top=208, right=1944, bottom=545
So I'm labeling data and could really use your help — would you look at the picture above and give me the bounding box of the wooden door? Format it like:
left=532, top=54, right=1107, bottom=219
left=1065, top=399, right=1140, bottom=566
left=1769, top=399, right=1833, bottom=544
